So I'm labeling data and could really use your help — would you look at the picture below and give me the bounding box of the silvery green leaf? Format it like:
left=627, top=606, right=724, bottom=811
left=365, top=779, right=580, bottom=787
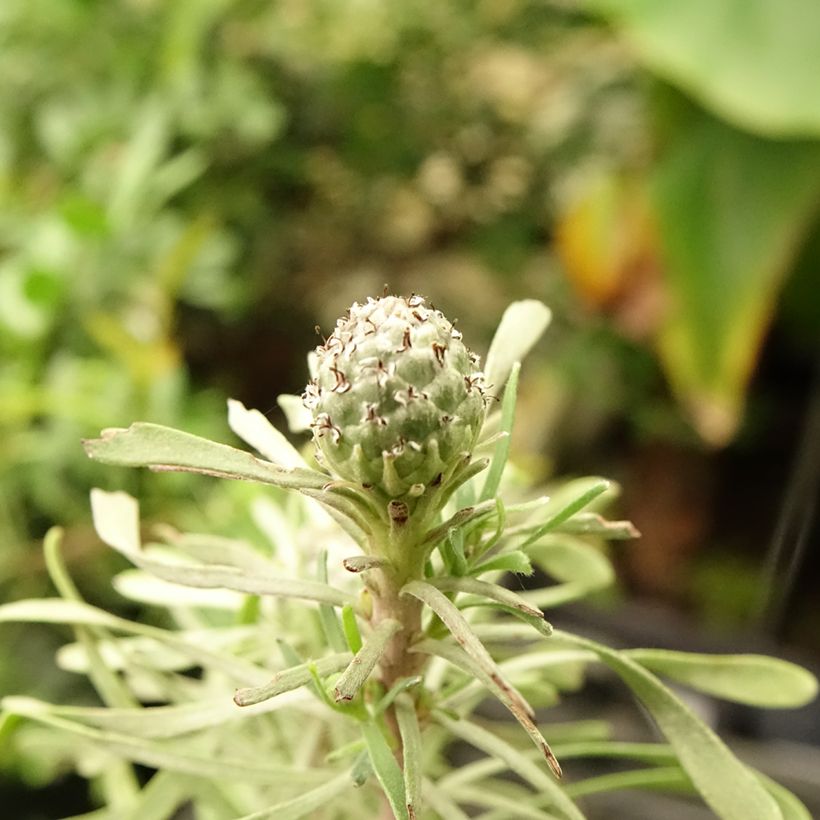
left=227, top=399, right=308, bottom=469
left=3, top=690, right=311, bottom=740
left=156, top=528, right=274, bottom=573
left=57, top=628, right=255, bottom=674
left=234, top=770, right=352, bottom=820
left=90, top=489, right=352, bottom=608
left=485, top=300, right=551, bottom=393
left=277, top=394, right=313, bottom=433
left=234, top=654, right=353, bottom=707
left=2, top=703, right=332, bottom=786
left=401, top=582, right=535, bottom=722
left=434, top=712, right=581, bottom=820
left=83, top=423, right=326, bottom=489
left=554, top=630, right=782, bottom=820
left=112, top=570, right=245, bottom=610
left=448, top=784, right=566, bottom=819
left=626, top=649, right=818, bottom=709
left=422, top=778, right=472, bottom=820
left=333, top=619, right=401, bottom=702
left=0, top=598, right=269, bottom=685
left=411, top=637, right=560, bottom=779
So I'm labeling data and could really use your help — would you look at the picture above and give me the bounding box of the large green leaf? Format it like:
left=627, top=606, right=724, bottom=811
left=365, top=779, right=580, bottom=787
left=584, top=0, right=820, bottom=138
left=652, top=116, right=820, bottom=443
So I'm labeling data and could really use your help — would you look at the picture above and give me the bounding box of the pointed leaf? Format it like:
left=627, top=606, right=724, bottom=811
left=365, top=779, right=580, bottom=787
left=520, top=481, right=611, bottom=549
left=411, top=637, right=559, bottom=779
left=434, top=713, right=580, bottom=820
left=401, top=581, right=535, bottom=721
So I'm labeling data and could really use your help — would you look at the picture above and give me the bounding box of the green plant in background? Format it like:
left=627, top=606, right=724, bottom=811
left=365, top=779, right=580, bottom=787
left=1, top=297, right=815, bottom=820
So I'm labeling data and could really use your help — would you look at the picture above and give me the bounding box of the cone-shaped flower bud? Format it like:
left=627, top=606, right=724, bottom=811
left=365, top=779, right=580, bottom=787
left=304, top=295, right=486, bottom=497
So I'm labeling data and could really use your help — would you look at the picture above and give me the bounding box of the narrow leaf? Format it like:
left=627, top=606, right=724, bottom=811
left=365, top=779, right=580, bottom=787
left=422, top=501, right=496, bottom=547
left=90, top=489, right=352, bottom=608
left=373, top=676, right=423, bottom=718
left=341, top=604, right=364, bottom=654
left=626, top=648, right=818, bottom=709
left=234, top=653, right=352, bottom=707
left=395, top=694, right=422, bottom=820
left=470, top=550, right=533, bottom=577
left=361, top=721, right=409, bottom=820
left=317, top=550, right=348, bottom=652
left=485, top=301, right=551, bottom=392
left=554, top=630, right=782, bottom=820
left=0, top=598, right=269, bottom=685
left=434, top=712, right=580, bottom=819
left=429, top=576, right=546, bottom=621
left=565, top=766, right=691, bottom=799
left=423, top=778, right=472, bottom=820
left=520, top=481, right=611, bottom=549
left=411, top=638, right=560, bottom=779
left=334, top=619, right=401, bottom=702
left=481, top=361, right=520, bottom=501
left=2, top=704, right=333, bottom=786
left=234, top=769, right=352, bottom=820
left=83, top=423, right=326, bottom=489
left=401, top=581, right=535, bottom=721
left=4, top=688, right=311, bottom=739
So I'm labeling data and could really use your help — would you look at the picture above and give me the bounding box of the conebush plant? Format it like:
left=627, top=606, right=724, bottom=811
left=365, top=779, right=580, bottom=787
left=1, top=295, right=816, bottom=820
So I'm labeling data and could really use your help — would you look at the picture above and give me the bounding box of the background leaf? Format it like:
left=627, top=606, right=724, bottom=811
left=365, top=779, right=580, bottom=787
left=652, top=113, right=820, bottom=444
left=584, top=0, right=820, bottom=137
